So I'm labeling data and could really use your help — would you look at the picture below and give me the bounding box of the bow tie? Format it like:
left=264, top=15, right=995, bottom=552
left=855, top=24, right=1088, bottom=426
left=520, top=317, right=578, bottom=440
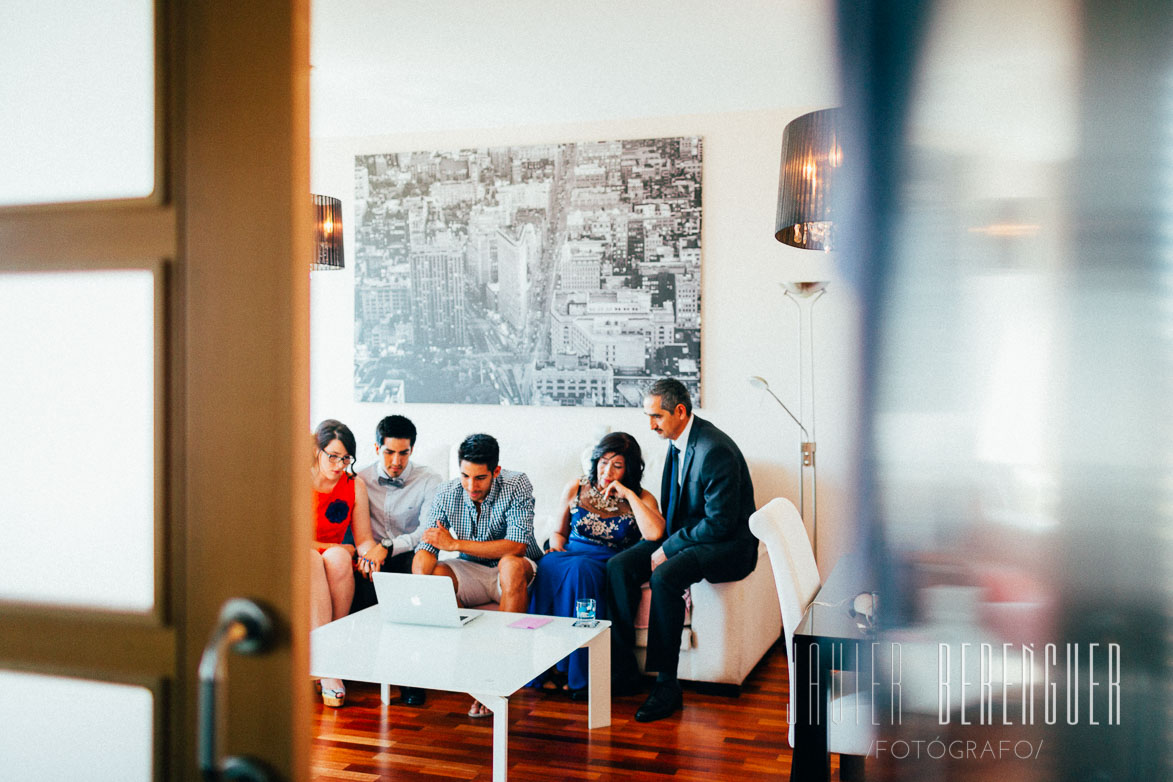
left=379, top=476, right=405, bottom=488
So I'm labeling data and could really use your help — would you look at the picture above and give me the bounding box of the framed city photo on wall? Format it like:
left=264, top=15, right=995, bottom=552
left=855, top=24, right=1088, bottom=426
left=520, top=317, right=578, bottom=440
left=353, top=136, right=702, bottom=406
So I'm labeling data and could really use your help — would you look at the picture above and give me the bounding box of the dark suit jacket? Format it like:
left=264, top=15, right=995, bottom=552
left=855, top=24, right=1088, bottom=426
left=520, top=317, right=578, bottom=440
left=660, top=415, right=758, bottom=582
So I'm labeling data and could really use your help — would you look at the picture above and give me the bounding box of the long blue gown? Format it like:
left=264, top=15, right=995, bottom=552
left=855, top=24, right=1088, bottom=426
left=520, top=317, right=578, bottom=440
left=528, top=480, right=641, bottom=691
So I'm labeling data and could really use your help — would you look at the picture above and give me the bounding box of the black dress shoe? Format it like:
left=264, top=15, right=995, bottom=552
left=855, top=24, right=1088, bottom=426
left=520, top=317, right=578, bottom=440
left=401, top=687, right=426, bottom=706
left=634, top=683, right=683, bottom=722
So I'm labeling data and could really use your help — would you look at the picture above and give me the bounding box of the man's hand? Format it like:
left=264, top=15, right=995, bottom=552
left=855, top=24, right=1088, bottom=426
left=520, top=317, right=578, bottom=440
left=421, top=526, right=458, bottom=551
left=650, top=545, right=667, bottom=571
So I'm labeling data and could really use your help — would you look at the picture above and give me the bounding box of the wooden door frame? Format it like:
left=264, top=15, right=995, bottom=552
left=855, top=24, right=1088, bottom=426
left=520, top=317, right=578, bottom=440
left=0, top=1, right=311, bottom=779
left=177, top=0, right=311, bottom=778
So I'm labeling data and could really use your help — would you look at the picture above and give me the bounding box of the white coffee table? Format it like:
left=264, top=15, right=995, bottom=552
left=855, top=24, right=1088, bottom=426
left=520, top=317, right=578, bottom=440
left=311, top=607, right=611, bottom=782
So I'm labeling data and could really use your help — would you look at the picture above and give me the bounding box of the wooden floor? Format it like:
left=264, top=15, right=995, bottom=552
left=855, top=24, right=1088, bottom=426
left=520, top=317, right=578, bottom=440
left=310, top=638, right=836, bottom=781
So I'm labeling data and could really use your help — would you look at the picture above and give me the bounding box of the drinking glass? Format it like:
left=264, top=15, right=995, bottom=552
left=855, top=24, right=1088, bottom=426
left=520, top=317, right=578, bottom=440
left=575, top=598, right=596, bottom=622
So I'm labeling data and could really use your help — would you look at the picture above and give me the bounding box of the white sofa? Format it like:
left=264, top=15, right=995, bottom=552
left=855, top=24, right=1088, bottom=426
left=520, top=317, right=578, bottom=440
left=410, top=435, right=781, bottom=689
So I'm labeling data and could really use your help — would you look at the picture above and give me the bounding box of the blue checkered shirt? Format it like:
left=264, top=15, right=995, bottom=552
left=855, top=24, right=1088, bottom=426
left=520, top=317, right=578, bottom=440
left=418, top=469, right=543, bottom=566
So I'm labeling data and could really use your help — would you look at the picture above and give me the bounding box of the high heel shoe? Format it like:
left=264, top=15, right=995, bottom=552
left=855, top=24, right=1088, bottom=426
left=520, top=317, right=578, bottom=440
left=321, top=681, right=345, bottom=708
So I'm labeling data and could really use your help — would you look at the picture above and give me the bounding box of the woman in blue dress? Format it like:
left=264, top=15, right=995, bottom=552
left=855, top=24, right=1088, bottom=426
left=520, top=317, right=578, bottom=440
left=530, top=432, right=665, bottom=694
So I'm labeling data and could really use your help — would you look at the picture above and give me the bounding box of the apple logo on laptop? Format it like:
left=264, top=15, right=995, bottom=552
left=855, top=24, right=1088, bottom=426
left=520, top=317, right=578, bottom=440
left=411, top=595, right=422, bottom=607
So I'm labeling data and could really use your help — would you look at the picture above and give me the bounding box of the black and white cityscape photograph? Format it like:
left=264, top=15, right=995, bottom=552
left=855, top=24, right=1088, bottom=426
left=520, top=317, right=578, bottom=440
left=353, top=136, right=703, bottom=406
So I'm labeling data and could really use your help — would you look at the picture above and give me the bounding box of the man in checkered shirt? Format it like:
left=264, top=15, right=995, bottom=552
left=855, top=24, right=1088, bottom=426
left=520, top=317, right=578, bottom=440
left=413, top=433, right=543, bottom=613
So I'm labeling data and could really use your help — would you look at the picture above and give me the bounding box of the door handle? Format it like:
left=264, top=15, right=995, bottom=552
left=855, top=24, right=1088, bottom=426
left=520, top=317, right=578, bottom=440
left=198, top=598, right=276, bottom=781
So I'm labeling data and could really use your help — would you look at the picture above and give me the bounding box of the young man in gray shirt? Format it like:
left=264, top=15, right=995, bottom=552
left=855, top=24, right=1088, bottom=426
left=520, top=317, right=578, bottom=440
left=353, top=415, right=443, bottom=705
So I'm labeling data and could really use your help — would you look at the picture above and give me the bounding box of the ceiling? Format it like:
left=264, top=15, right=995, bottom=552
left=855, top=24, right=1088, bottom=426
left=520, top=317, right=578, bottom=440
left=309, top=0, right=841, bottom=138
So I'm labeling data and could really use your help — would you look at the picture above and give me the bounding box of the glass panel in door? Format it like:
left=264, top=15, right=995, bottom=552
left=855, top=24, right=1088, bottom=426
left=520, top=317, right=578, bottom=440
left=0, top=270, right=155, bottom=611
left=0, top=0, right=155, bottom=207
left=0, top=671, right=154, bottom=782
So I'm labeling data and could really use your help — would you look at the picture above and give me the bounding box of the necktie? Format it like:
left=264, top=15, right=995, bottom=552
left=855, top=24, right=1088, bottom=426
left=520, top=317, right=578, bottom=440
left=379, top=476, right=405, bottom=488
left=665, top=443, right=680, bottom=533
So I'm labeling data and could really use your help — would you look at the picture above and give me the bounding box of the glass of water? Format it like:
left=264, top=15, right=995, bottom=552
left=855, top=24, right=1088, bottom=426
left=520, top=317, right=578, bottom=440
left=575, top=598, right=596, bottom=622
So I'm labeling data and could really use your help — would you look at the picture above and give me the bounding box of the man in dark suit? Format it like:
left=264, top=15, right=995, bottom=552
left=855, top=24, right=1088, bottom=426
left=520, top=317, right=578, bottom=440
left=606, top=378, right=758, bottom=722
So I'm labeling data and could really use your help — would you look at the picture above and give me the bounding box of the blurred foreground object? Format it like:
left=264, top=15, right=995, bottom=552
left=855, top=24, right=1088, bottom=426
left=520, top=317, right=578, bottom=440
left=835, top=0, right=1170, bottom=779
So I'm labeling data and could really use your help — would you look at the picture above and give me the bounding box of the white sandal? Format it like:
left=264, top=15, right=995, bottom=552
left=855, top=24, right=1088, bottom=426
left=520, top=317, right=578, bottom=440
left=321, top=681, right=346, bottom=708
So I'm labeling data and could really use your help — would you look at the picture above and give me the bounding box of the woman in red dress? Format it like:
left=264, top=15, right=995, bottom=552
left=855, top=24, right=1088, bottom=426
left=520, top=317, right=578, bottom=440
left=310, top=419, right=372, bottom=707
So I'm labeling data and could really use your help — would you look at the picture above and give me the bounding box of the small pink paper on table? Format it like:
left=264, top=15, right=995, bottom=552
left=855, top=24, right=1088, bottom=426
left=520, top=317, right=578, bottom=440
left=508, top=616, right=553, bottom=629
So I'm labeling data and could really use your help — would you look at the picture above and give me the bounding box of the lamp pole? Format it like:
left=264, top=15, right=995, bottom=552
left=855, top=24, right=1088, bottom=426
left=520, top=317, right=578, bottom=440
left=750, top=281, right=826, bottom=561
left=782, top=281, right=826, bottom=560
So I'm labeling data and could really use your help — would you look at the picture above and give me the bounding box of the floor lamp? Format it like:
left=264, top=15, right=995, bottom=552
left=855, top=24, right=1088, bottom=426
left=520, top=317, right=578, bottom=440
left=763, top=106, right=842, bottom=561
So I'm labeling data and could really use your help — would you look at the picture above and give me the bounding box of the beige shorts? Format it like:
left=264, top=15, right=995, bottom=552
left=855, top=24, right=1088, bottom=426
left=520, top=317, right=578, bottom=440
left=441, top=556, right=538, bottom=606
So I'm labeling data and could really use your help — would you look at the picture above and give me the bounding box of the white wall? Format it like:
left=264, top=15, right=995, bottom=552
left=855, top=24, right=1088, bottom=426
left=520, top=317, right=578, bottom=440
left=310, top=108, right=861, bottom=571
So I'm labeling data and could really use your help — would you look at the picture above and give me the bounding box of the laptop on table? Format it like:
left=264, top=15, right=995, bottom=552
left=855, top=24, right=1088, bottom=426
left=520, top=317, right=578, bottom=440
left=373, top=572, right=480, bottom=627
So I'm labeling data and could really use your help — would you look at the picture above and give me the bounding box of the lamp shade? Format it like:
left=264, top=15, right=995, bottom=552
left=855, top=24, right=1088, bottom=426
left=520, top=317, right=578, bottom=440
left=312, top=194, right=344, bottom=270
left=775, top=108, right=842, bottom=251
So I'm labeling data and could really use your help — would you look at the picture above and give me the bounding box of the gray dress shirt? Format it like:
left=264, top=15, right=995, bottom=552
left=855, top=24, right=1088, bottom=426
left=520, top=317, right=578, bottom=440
left=356, top=460, right=444, bottom=556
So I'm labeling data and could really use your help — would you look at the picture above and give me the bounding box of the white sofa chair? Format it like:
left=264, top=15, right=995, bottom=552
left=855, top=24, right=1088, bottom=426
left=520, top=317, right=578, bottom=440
left=412, top=436, right=782, bottom=690
left=750, top=498, right=871, bottom=777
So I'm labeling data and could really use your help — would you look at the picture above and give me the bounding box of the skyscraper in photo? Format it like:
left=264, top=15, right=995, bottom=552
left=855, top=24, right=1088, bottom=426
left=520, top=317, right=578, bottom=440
left=409, top=244, right=465, bottom=347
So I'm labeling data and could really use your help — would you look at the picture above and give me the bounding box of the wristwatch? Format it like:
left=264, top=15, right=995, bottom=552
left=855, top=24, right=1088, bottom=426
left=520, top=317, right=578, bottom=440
left=380, top=537, right=395, bottom=551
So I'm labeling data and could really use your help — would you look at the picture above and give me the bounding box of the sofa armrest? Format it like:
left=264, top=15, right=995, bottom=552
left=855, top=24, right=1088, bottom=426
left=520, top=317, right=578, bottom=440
left=676, top=542, right=782, bottom=685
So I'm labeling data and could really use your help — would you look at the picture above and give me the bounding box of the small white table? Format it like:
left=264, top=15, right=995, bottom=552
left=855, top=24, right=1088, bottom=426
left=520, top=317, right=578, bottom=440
left=311, top=607, right=611, bottom=782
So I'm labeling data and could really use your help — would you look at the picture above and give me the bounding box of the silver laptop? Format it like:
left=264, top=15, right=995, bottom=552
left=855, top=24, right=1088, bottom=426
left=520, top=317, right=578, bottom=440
left=373, top=572, right=480, bottom=627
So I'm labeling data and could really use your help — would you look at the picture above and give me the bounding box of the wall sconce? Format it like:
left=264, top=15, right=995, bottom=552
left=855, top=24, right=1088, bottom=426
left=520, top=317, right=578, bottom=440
left=312, top=195, right=344, bottom=271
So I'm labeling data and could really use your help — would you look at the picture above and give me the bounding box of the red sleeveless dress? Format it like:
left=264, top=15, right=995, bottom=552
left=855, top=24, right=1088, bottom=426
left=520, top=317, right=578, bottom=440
left=313, top=474, right=356, bottom=552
